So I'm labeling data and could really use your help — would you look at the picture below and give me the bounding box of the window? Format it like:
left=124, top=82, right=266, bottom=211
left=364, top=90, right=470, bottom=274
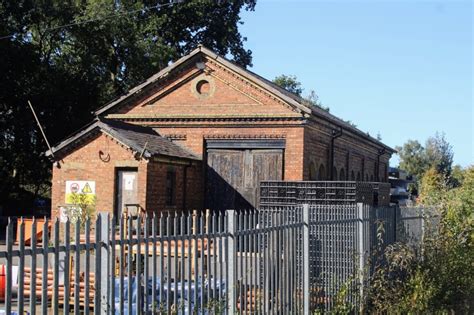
left=339, top=168, right=345, bottom=181
left=351, top=171, right=355, bottom=181
left=357, top=172, right=361, bottom=181
left=166, top=169, right=176, bottom=206
left=333, top=167, right=338, bottom=181
left=365, top=174, right=369, bottom=182
left=370, top=175, right=374, bottom=182
left=318, top=164, right=326, bottom=180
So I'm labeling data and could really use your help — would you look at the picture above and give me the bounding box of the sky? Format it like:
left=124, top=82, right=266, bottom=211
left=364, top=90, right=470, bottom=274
left=239, top=0, right=473, bottom=167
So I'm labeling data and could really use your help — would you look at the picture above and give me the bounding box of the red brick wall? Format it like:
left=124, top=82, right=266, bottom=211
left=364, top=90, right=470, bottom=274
left=51, top=52, right=392, bottom=218
left=110, top=58, right=303, bottom=118
left=145, top=160, right=202, bottom=213
left=150, top=126, right=305, bottom=181
left=51, top=132, right=202, bottom=219
left=303, top=121, right=391, bottom=182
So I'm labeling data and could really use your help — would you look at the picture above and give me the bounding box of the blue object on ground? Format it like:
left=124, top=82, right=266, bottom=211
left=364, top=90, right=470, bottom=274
left=113, top=277, right=226, bottom=315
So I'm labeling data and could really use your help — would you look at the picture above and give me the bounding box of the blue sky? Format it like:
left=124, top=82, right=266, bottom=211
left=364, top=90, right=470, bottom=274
left=239, top=0, right=473, bottom=167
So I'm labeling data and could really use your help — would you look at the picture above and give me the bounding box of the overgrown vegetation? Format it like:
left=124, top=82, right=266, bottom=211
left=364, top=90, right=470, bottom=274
left=273, top=74, right=331, bottom=112
left=366, top=166, right=474, bottom=313
left=395, top=132, right=464, bottom=195
left=63, top=192, right=96, bottom=227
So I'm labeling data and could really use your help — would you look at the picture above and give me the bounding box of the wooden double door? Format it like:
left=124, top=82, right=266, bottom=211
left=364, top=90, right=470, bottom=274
left=206, top=146, right=284, bottom=210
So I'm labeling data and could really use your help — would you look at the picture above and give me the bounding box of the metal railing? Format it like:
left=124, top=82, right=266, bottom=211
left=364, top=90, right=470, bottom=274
left=0, top=204, right=435, bottom=314
left=0, top=207, right=308, bottom=314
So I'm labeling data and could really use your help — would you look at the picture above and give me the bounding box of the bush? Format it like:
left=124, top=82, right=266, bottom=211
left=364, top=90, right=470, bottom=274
left=367, top=166, right=474, bottom=313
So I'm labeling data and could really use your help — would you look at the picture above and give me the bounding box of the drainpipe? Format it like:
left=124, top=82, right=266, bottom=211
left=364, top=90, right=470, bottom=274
left=330, top=128, right=343, bottom=180
left=376, top=148, right=386, bottom=182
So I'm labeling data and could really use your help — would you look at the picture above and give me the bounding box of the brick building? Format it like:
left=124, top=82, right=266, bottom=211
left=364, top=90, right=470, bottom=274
left=48, top=45, right=394, bottom=217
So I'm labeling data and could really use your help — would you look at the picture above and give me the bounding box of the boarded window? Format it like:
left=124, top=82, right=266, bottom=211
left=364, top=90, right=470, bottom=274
left=166, top=169, right=176, bottom=206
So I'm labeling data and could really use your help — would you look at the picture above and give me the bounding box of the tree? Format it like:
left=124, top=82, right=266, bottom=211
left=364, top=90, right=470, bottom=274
left=424, top=132, right=453, bottom=178
left=273, top=74, right=303, bottom=96
left=395, top=140, right=428, bottom=180
left=396, top=133, right=454, bottom=181
left=418, top=167, right=447, bottom=206
left=273, top=74, right=330, bottom=112
left=0, top=0, right=256, bottom=207
left=450, top=164, right=465, bottom=187
left=368, top=166, right=474, bottom=313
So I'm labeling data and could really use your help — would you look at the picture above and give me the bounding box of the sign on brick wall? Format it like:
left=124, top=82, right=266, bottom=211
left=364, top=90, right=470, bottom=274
left=65, top=180, right=96, bottom=204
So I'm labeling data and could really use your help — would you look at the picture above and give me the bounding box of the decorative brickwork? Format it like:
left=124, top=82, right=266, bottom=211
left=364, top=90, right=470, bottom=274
left=51, top=47, right=393, bottom=215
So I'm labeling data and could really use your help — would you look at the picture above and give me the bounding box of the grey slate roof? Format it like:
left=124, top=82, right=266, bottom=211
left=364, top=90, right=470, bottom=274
left=46, top=118, right=199, bottom=161
left=94, top=45, right=395, bottom=153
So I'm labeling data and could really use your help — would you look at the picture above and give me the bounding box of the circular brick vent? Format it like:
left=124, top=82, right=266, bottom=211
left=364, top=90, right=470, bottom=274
left=192, top=76, right=215, bottom=99
left=196, top=80, right=211, bottom=96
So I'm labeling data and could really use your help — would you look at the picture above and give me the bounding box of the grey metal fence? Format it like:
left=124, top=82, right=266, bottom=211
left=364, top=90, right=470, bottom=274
left=0, top=204, right=436, bottom=314
left=305, top=204, right=439, bottom=313
left=0, top=207, right=308, bottom=315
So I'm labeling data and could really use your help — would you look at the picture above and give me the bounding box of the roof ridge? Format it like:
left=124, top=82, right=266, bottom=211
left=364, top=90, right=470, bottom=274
left=93, top=44, right=394, bottom=152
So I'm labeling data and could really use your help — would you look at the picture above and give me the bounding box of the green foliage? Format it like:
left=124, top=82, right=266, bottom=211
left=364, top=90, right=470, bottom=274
left=395, top=139, right=428, bottom=181
left=303, top=90, right=330, bottom=112
left=0, top=0, right=256, bottom=207
left=367, top=166, right=474, bottom=313
left=273, top=74, right=330, bottom=112
left=418, top=167, right=447, bottom=206
left=64, top=192, right=96, bottom=227
left=450, top=164, right=465, bottom=188
left=396, top=133, right=455, bottom=192
left=425, top=132, right=454, bottom=178
left=273, top=74, right=303, bottom=96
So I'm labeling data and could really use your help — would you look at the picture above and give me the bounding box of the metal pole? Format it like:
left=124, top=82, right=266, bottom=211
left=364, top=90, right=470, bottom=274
left=227, top=209, right=236, bottom=314
left=357, top=203, right=365, bottom=309
left=302, top=204, right=310, bottom=315
left=99, top=212, right=110, bottom=314
left=27, top=100, right=55, bottom=158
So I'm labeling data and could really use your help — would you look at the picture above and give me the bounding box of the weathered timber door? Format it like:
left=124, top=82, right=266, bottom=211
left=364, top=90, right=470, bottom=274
left=206, top=141, right=284, bottom=210
left=115, top=168, right=139, bottom=217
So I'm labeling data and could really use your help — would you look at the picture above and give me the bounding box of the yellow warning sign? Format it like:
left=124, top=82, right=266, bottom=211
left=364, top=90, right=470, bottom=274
left=82, top=182, right=92, bottom=194
left=65, top=181, right=96, bottom=204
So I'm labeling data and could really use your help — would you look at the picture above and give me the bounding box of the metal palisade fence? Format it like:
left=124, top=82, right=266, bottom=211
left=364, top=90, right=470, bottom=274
left=1, top=207, right=307, bottom=315
left=0, top=204, right=435, bottom=314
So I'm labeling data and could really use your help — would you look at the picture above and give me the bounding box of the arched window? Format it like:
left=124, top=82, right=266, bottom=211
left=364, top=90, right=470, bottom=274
left=351, top=171, right=355, bottom=181
left=357, top=172, right=361, bottom=181
left=309, top=161, right=317, bottom=180
left=333, top=167, right=338, bottom=181
left=339, top=168, right=346, bottom=181
left=318, top=164, right=325, bottom=180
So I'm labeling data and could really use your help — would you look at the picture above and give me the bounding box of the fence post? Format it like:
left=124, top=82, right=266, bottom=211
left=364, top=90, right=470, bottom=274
left=302, top=204, right=310, bottom=315
left=99, top=212, right=110, bottom=314
left=420, top=207, right=425, bottom=259
left=226, top=209, right=236, bottom=314
left=357, top=202, right=365, bottom=309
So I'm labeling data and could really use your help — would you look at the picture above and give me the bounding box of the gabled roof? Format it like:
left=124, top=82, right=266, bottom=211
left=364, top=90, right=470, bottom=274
left=94, top=45, right=395, bottom=153
left=46, top=118, right=199, bottom=161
